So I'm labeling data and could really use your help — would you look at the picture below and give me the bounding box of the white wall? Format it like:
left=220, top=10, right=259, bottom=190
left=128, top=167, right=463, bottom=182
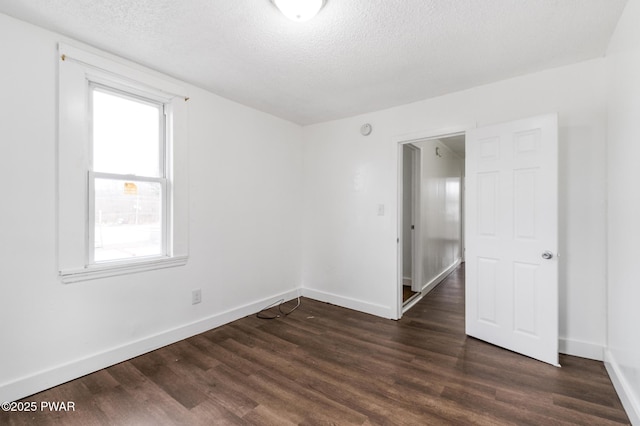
left=605, top=0, right=640, bottom=422
left=412, top=139, right=462, bottom=289
left=0, top=14, right=303, bottom=403
left=301, top=58, right=608, bottom=358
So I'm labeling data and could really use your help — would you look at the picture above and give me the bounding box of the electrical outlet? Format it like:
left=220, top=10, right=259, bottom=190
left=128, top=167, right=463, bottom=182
left=192, top=289, right=202, bottom=305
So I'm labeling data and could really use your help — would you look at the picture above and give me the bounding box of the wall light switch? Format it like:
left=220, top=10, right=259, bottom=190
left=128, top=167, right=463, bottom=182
left=192, top=289, right=202, bottom=305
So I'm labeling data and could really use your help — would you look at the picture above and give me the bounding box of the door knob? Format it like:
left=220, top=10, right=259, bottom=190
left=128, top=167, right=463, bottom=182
left=542, top=251, right=553, bottom=260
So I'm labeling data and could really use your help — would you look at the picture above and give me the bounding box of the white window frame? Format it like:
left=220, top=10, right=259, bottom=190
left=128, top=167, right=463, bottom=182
left=88, top=83, right=168, bottom=265
left=58, top=43, right=189, bottom=283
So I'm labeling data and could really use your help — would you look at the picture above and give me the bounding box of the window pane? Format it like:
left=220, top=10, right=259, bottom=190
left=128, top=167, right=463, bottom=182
left=92, top=88, right=162, bottom=177
left=94, top=178, right=163, bottom=262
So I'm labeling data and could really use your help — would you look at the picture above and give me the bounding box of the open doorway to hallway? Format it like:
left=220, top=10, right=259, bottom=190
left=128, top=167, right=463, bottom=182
left=399, top=134, right=466, bottom=314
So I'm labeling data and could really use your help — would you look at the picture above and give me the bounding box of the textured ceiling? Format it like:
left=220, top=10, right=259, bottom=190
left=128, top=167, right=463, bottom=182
left=0, top=0, right=628, bottom=125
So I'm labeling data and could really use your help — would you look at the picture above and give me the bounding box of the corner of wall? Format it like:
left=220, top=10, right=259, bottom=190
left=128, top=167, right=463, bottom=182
left=605, top=350, right=640, bottom=425
left=558, top=338, right=604, bottom=361
left=300, top=288, right=396, bottom=320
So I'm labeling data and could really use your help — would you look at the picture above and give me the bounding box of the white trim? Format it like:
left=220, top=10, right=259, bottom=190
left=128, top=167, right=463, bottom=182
left=59, top=43, right=186, bottom=99
left=57, top=43, right=189, bottom=281
left=60, top=255, right=188, bottom=284
left=301, top=288, right=396, bottom=319
left=409, top=143, right=422, bottom=293
left=393, top=124, right=474, bottom=146
left=605, top=350, right=640, bottom=425
left=89, top=172, right=167, bottom=184
left=0, top=288, right=299, bottom=403
left=558, top=338, right=604, bottom=361
left=421, top=259, right=461, bottom=294
left=396, top=143, right=405, bottom=319
left=402, top=292, right=423, bottom=313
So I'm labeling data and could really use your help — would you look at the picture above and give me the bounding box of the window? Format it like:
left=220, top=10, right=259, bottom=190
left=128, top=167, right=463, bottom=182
left=90, top=86, right=166, bottom=263
left=58, top=44, right=188, bottom=283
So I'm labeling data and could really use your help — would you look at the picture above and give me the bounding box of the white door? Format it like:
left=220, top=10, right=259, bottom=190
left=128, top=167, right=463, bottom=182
left=465, top=114, right=559, bottom=366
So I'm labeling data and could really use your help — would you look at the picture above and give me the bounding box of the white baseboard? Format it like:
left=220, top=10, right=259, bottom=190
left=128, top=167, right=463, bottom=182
left=301, top=288, right=395, bottom=319
left=605, top=350, right=640, bottom=425
left=421, top=259, right=461, bottom=295
left=558, top=338, right=604, bottom=361
left=0, top=289, right=300, bottom=403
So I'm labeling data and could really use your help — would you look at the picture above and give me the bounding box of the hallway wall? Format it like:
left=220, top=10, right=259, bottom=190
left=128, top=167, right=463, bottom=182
left=412, top=139, right=463, bottom=290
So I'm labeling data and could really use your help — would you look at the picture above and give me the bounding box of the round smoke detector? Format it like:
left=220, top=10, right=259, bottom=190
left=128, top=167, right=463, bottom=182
left=360, top=123, right=372, bottom=136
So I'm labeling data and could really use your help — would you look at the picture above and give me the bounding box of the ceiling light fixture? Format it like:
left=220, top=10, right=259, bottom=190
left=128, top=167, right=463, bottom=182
left=272, top=0, right=326, bottom=22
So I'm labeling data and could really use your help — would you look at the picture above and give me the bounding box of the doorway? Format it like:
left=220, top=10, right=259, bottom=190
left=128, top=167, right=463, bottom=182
left=401, top=144, right=421, bottom=305
left=398, top=133, right=466, bottom=316
left=397, top=115, right=559, bottom=366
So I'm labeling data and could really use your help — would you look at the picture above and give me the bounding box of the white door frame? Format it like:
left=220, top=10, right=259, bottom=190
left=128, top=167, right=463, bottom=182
left=460, top=175, right=466, bottom=262
left=404, top=143, right=422, bottom=293
left=410, top=145, right=422, bottom=293
left=395, top=127, right=468, bottom=319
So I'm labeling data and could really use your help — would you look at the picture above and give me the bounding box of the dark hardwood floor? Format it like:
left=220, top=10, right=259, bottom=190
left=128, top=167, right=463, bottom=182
left=2, top=266, right=630, bottom=425
left=402, top=284, right=418, bottom=304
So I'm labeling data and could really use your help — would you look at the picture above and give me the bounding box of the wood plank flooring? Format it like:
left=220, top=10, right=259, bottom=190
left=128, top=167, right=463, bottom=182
left=1, top=266, right=630, bottom=425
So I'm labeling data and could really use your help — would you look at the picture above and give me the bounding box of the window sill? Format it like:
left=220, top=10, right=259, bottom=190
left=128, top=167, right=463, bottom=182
left=59, top=255, right=188, bottom=284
